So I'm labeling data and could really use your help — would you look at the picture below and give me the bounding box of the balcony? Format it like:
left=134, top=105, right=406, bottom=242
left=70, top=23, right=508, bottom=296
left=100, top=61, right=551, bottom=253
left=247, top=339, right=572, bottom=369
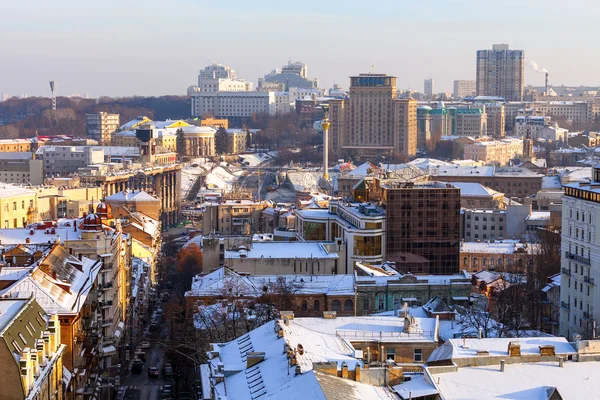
left=565, top=251, right=591, bottom=266
left=561, top=301, right=570, bottom=310
left=584, top=311, right=591, bottom=319
left=561, top=267, right=571, bottom=276
left=584, top=276, right=595, bottom=285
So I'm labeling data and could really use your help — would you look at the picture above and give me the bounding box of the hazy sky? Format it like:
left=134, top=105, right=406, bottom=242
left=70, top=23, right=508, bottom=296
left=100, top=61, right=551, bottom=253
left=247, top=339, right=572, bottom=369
left=1, top=0, right=598, bottom=98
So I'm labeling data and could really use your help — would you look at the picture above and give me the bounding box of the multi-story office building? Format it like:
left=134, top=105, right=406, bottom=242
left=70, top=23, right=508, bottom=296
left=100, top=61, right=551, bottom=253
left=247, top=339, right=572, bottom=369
left=203, top=200, right=269, bottom=235
left=295, top=200, right=387, bottom=268
left=86, top=112, right=120, bottom=145
left=36, top=146, right=104, bottom=176
left=463, top=137, right=523, bottom=166
left=453, top=80, right=476, bottom=98
left=424, top=78, right=434, bottom=99
left=0, top=152, right=43, bottom=185
left=453, top=106, right=487, bottom=137
left=504, top=101, right=591, bottom=132
left=560, top=165, right=600, bottom=340
left=258, top=60, right=319, bottom=91
left=462, top=208, right=507, bottom=241
left=329, top=74, right=417, bottom=159
left=476, top=44, right=525, bottom=101
left=192, top=62, right=252, bottom=93
left=190, top=91, right=276, bottom=120
left=514, top=116, right=568, bottom=143
left=371, top=178, right=461, bottom=274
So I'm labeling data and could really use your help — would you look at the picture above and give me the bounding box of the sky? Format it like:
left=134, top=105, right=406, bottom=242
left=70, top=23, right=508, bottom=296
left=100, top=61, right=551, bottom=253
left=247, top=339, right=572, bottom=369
left=1, top=0, right=598, bottom=98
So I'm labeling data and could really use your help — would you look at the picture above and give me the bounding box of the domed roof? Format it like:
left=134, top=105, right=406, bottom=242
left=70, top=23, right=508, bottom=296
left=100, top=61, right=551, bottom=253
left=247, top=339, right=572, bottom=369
left=82, top=212, right=103, bottom=231
left=418, top=105, right=433, bottom=111
left=96, top=201, right=112, bottom=219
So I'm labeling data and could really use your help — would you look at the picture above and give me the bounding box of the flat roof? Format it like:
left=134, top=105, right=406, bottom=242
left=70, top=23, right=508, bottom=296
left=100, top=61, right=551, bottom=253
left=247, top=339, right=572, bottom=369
left=225, top=242, right=338, bottom=259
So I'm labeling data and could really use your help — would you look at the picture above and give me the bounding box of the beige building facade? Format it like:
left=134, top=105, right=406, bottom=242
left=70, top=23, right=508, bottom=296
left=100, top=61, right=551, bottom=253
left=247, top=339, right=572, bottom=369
left=476, top=44, right=524, bottom=101
left=329, top=74, right=417, bottom=159
left=463, top=137, right=522, bottom=166
left=86, top=112, right=120, bottom=145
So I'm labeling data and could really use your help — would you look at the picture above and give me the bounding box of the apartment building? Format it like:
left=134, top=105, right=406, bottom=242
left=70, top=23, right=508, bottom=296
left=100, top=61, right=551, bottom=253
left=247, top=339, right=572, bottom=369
left=453, top=106, right=487, bottom=137
left=515, top=115, right=568, bottom=142
left=462, top=209, right=507, bottom=241
left=560, top=166, right=600, bottom=340
left=329, top=74, right=417, bottom=159
left=453, top=80, right=476, bottom=98
left=484, top=102, right=506, bottom=138
left=0, top=185, right=37, bottom=228
left=0, top=152, right=43, bottom=185
left=463, top=137, right=523, bottom=166
left=86, top=112, right=120, bottom=145
left=0, top=139, right=32, bottom=152
left=0, top=297, right=66, bottom=400
left=36, top=146, right=104, bottom=176
left=476, top=44, right=524, bottom=101
left=190, top=91, right=276, bottom=119
left=424, top=78, right=434, bottom=99
left=202, top=200, right=269, bottom=235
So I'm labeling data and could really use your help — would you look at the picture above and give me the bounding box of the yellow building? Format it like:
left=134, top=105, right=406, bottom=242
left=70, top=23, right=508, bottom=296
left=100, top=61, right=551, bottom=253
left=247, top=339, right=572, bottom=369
left=228, top=129, right=249, bottom=154
left=36, top=186, right=104, bottom=220
left=0, top=139, right=32, bottom=152
left=200, top=117, right=229, bottom=129
left=0, top=185, right=38, bottom=228
left=113, top=131, right=141, bottom=147
left=0, top=297, right=65, bottom=400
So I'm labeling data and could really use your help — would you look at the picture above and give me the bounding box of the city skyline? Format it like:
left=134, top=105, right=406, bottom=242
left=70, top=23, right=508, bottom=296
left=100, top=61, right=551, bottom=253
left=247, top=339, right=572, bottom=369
left=1, top=0, right=599, bottom=97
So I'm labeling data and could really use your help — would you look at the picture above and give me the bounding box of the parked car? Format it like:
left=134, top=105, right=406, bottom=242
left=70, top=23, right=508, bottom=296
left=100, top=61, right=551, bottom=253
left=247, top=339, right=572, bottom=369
left=162, top=385, right=173, bottom=399
left=148, top=366, right=159, bottom=378
left=164, top=363, right=173, bottom=377
left=141, top=341, right=151, bottom=349
left=131, top=359, right=143, bottom=374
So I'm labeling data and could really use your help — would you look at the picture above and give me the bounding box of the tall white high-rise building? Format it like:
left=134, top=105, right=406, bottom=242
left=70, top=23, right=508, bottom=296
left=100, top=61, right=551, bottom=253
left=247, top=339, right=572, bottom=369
left=424, top=78, right=434, bottom=99
left=193, top=63, right=252, bottom=93
left=560, top=165, right=600, bottom=340
left=476, top=44, right=524, bottom=101
left=0, top=93, right=8, bottom=102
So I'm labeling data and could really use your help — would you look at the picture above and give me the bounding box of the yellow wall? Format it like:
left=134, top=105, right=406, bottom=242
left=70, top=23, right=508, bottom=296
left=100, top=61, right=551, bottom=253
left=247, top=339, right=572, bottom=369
left=0, top=192, right=37, bottom=228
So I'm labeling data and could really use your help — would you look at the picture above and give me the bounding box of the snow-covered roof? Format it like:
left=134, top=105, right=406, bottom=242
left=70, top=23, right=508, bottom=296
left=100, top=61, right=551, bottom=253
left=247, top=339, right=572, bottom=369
left=224, top=242, right=338, bottom=259
left=0, top=245, right=101, bottom=315
left=541, top=176, right=562, bottom=190
left=187, top=267, right=353, bottom=297
left=527, top=211, right=551, bottom=221
left=428, top=337, right=575, bottom=363
left=127, top=212, right=159, bottom=237
left=0, top=184, right=36, bottom=198
left=431, top=165, right=496, bottom=177
left=433, top=360, right=600, bottom=400
left=0, top=298, right=28, bottom=332
left=106, top=190, right=159, bottom=203
left=543, top=273, right=561, bottom=293
left=460, top=240, right=534, bottom=255
left=449, top=182, right=502, bottom=197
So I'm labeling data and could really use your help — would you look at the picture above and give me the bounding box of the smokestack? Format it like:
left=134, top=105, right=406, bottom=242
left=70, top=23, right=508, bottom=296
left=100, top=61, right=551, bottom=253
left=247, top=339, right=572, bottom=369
left=545, top=72, right=549, bottom=95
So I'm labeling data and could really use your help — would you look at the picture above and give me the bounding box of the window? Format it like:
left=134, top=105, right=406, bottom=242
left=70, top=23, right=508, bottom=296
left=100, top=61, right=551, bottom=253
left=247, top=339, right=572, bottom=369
left=386, top=348, right=395, bottom=361
left=301, top=300, right=307, bottom=311
left=344, top=299, right=353, bottom=312
left=332, top=300, right=341, bottom=312
left=12, top=202, right=16, bottom=211
left=414, top=349, right=423, bottom=363
left=314, top=300, right=320, bottom=312
left=463, top=258, right=468, bottom=266
left=377, top=294, right=386, bottom=311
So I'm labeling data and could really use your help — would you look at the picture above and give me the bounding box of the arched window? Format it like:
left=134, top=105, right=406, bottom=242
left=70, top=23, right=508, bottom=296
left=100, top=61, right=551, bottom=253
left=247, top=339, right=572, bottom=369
left=463, top=257, right=468, bottom=266
left=332, top=300, right=341, bottom=311
left=314, top=300, right=320, bottom=312
left=473, top=258, right=478, bottom=267
left=344, top=299, right=353, bottom=312
left=301, top=300, right=307, bottom=311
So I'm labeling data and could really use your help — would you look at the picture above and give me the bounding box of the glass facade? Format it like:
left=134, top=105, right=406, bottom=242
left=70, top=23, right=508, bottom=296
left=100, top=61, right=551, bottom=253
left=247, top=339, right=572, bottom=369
left=353, top=235, right=382, bottom=257
left=303, top=221, right=326, bottom=241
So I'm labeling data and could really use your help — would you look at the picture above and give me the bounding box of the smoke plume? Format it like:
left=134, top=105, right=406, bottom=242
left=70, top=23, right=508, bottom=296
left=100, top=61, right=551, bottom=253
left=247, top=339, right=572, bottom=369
left=529, top=60, right=548, bottom=74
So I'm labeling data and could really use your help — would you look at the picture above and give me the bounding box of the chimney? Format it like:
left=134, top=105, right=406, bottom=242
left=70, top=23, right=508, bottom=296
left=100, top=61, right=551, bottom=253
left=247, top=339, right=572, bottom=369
left=341, top=362, right=349, bottom=379
left=354, top=365, right=361, bottom=382
left=25, top=237, right=31, bottom=244
left=36, top=339, right=46, bottom=367
left=297, top=344, right=304, bottom=356
left=558, top=356, right=564, bottom=368
left=500, top=359, right=505, bottom=372
left=508, top=341, right=521, bottom=357
left=30, top=349, right=39, bottom=378
left=545, top=72, right=549, bottom=95
left=539, top=345, right=555, bottom=357
left=20, top=352, right=31, bottom=394
left=246, top=352, right=266, bottom=369
left=42, top=332, right=51, bottom=358
left=295, top=365, right=301, bottom=376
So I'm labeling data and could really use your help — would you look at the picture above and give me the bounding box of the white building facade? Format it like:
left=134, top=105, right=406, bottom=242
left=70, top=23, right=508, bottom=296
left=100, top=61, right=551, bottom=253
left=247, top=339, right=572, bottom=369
left=560, top=167, right=600, bottom=340
left=191, top=91, right=276, bottom=118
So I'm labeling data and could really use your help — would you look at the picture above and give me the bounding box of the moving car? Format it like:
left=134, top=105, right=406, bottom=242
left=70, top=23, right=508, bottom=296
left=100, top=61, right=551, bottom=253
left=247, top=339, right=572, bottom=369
left=148, top=366, right=159, bottom=378
left=164, top=363, right=173, bottom=377
left=141, top=341, right=151, bottom=349
left=131, top=359, right=143, bottom=374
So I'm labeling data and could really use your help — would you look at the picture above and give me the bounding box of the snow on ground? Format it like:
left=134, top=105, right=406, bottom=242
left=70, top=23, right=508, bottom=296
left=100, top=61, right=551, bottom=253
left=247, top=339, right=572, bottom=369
left=239, top=151, right=277, bottom=167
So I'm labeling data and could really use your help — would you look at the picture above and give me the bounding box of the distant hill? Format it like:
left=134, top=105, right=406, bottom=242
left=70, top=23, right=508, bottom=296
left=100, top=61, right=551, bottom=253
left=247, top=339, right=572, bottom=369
left=0, top=95, right=190, bottom=138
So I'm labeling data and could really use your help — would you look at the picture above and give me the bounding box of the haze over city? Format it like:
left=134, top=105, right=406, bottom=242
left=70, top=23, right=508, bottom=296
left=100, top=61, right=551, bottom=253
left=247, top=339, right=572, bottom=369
left=1, top=0, right=599, bottom=97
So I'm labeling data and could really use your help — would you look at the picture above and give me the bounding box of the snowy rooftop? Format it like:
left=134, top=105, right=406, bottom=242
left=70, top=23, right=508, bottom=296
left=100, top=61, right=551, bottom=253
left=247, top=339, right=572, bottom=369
left=460, top=240, right=534, bottom=254
left=527, top=211, right=551, bottom=221
left=106, top=190, right=159, bottom=203
left=428, top=337, right=575, bottom=363
left=432, top=360, right=600, bottom=400
left=449, top=182, right=502, bottom=197
left=0, top=184, right=36, bottom=198
left=541, top=176, right=562, bottom=190
left=431, top=165, right=496, bottom=177
left=0, top=298, right=28, bottom=332
left=225, top=242, right=338, bottom=259
left=0, top=245, right=102, bottom=315
left=187, top=267, right=353, bottom=297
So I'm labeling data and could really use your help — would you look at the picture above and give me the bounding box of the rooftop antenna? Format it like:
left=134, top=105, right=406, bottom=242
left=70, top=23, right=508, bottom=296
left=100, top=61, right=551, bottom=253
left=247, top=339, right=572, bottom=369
left=49, top=81, right=58, bottom=111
